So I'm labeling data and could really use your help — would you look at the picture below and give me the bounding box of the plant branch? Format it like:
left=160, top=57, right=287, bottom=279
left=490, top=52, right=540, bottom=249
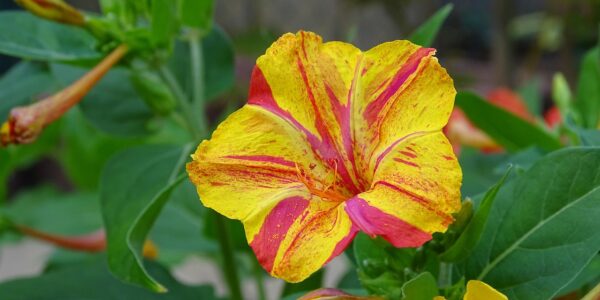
left=158, top=65, right=202, bottom=140
left=188, top=33, right=209, bottom=137
left=213, top=212, right=243, bottom=300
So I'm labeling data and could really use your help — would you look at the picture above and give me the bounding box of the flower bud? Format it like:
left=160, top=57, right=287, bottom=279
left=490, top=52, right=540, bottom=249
left=17, top=226, right=159, bottom=259
left=131, top=70, right=177, bottom=115
left=14, top=0, right=85, bottom=26
left=1, top=44, right=128, bottom=146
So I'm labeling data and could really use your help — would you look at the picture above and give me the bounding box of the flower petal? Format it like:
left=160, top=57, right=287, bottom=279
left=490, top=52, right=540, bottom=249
left=358, top=42, right=455, bottom=180
left=464, top=280, right=507, bottom=300
left=189, top=105, right=325, bottom=232
left=187, top=105, right=356, bottom=282
left=249, top=31, right=363, bottom=193
left=251, top=201, right=357, bottom=282
left=345, top=132, right=461, bottom=247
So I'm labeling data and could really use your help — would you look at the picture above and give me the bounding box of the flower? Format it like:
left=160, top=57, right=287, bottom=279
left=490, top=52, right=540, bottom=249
left=463, top=280, right=507, bottom=300
left=0, top=44, right=128, bottom=146
left=187, top=31, right=461, bottom=282
left=544, top=106, right=561, bottom=129
left=15, top=0, right=85, bottom=26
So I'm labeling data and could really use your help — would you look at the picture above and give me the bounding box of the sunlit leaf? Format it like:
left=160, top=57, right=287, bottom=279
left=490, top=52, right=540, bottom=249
left=401, top=272, right=438, bottom=300
left=440, top=167, right=512, bottom=262
left=465, top=147, right=600, bottom=299
left=100, top=145, right=191, bottom=291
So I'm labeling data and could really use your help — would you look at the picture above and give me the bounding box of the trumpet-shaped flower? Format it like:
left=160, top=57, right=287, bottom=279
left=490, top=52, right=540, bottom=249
left=0, top=45, right=127, bottom=146
left=15, top=0, right=85, bottom=26
left=187, top=31, right=462, bottom=282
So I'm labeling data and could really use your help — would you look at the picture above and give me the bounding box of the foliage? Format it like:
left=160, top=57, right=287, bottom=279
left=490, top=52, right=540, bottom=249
left=0, top=2, right=599, bottom=300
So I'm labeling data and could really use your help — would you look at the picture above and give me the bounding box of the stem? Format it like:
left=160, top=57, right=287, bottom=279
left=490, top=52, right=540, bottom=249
left=438, top=262, right=452, bottom=288
left=213, top=212, right=243, bottom=300
left=158, top=65, right=202, bottom=140
left=158, top=31, right=242, bottom=299
left=16, top=226, right=105, bottom=252
left=254, top=260, right=267, bottom=300
left=188, top=33, right=209, bottom=137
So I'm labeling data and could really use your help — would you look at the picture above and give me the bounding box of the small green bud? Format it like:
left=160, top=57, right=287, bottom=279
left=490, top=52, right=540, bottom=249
left=131, top=70, right=177, bottom=115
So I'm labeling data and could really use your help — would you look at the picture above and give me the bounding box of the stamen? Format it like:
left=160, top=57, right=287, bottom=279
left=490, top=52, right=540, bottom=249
left=294, top=162, right=347, bottom=202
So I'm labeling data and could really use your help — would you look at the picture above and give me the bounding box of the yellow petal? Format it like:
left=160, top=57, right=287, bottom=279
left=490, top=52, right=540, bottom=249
left=345, top=132, right=461, bottom=247
left=187, top=105, right=355, bottom=282
left=464, top=280, right=508, bottom=300
left=250, top=31, right=363, bottom=193
left=359, top=41, right=456, bottom=181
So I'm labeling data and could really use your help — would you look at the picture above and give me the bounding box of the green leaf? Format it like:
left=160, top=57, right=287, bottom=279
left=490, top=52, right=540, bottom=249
left=353, top=233, right=414, bottom=298
left=574, top=47, right=600, bottom=128
left=100, top=145, right=191, bottom=292
left=556, top=254, right=600, bottom=297
left=150, top=180, right=218, bottom=265
left=517, top=77, right=542, bottom=116
left=180, top=0, right=214, bottom=31
left=0, top=61, right=57, bottom=120
left=465, top=147, right=600, bottom=299
left=0, top=186, right=101, bottom=235
left=337, top=268, right=362, bottom=289
left=0, top=258, right=219, bottom=299
left=130, top=69, right=177, bottom=115
left=456, top=91, right=562, bottom=151
left=51, top=64, right=154, bottom=137
left=58, top=109, right=143, bottom=190
left=168, top=26, right=234, bottom=101
left=408, top=4, right=453, bottom=47
left=0, top=11, right=100, bottom=62
left=401, top=272, right=439, bottom=300
left=459, top=147, right=508, bottom=197
left=440, top=167, right=512, bottom=262
left=151, top=0, right=178, bottom=46
left=579, top=129, right=600, bottom=146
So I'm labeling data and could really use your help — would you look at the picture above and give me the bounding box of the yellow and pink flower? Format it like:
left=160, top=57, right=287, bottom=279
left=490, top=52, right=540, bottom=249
left=187, top=31, right=462, bottom=282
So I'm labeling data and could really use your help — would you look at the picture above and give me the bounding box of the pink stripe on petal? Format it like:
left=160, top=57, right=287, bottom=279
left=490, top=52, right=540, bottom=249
left=248, top=67, right=323, bottom=150
left=222, top=155, right=296, bottom=167
left=393, top=157, right=419, bottom=168
left=344, top=197, right=431, bottom=248
left=325, top=224, right=359, bottom=264
left=296, top=57, right=360, bottom=194
left=250, top=196, right=309, bottom=272
left=363, top=47, right=434, bottom=124
left=372, top=131, right=426, bottom=172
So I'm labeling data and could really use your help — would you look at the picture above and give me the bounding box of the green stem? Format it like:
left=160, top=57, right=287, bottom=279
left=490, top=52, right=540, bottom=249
left=189, top=34, right=243, bottom=298
left=158, top=65, right=202, bottom=140
left=438, top=262, right=453, bottom=288
left=253, top=259, right=267, bottom=300
left=161, top=32, right=242, bottom=300
left=188, top=33, right=209, bottom=137
left=213, top=212, right=243, bottom=300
